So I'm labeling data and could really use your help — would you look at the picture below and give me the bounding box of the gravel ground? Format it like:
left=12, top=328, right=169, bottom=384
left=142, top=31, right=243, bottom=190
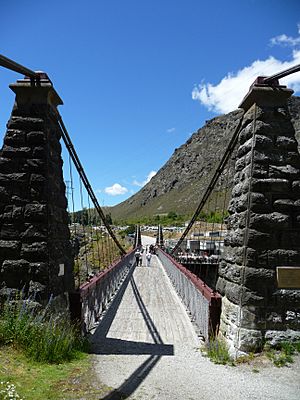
left=93, top=346, right=300, bottom=400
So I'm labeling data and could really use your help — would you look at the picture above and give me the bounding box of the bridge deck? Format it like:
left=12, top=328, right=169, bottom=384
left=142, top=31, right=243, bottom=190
left=91, top=253, right=199, bottom=352
left=90, top=254, right=300, bottom=400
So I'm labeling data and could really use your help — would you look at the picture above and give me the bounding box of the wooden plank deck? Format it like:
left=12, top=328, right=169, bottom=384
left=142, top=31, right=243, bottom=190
left=91, top=253, right=199, bottom=353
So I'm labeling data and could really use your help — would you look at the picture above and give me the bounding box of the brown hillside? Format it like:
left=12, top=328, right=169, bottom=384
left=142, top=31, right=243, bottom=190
left=110, top=96, right=300, bottom=220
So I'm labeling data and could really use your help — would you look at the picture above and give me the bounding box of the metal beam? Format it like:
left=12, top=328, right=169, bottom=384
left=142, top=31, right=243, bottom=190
left=262, top=63, right=300, bottom=84
left=0, top=54, right=38, bottom=79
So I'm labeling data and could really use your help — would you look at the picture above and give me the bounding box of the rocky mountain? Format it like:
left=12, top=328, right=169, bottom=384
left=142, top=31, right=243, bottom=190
left=110, top=96, right=300, bottom=220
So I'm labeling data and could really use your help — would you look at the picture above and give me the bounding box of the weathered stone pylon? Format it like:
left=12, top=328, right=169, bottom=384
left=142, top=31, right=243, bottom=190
left=134, top=224, right=142, bottom=248
left=156, top=224, right=164, bottom=247
left=0, top=74, right=74, bottom=307
left=217, top=81, right=300, bottom=353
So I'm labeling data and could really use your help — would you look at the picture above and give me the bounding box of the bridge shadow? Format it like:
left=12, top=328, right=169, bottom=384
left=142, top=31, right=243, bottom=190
left=91, top=262, right=137, bottom=340
left=90, top=262, right=174, bottom=399
left=100, top=354, right=161, bottom=400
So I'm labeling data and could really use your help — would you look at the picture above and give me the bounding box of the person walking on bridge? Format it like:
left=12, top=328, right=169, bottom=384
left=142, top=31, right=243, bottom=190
left=146, top=251, right=152, bottom=267
left=134, top=248, right=141, bottom=266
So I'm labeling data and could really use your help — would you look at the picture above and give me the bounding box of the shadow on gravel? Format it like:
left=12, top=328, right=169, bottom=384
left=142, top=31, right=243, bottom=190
left=100, top=354, right=161, bottom=400
left=91, top=262, right=174, bottom=399
left=92, top=337, right=173, bottom=356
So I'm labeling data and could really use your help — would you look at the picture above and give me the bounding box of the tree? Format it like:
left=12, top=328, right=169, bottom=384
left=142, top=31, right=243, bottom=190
left=167, top=211, right=177, bottom=220
left=105, top=213, right=112, bottom=225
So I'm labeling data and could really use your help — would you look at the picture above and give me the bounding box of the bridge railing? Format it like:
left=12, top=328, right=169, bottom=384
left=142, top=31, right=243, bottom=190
left=77, top=249, right=135, bottom=332
left=157, top=248, right=221, bottom=341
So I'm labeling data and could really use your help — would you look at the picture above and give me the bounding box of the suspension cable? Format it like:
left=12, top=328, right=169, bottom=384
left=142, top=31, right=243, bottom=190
left=55, top=112, right=126, bottom=255
left=0, top=54, right=39, bottom=80
left=171, top=113, right=245, bottom=255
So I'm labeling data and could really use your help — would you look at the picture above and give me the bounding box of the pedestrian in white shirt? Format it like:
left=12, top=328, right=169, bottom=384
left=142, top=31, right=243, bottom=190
left=146, top=252, right=152, bottom=267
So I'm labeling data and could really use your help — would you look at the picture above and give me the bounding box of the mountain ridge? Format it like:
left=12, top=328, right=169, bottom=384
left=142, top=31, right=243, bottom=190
left=110, top=96, right=300, bottom=220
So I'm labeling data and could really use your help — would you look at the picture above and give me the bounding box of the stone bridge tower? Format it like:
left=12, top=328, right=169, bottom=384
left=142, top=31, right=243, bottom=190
left=217, top=82, right=300, bottom=353
left=0, top=75, right=74, bottom=308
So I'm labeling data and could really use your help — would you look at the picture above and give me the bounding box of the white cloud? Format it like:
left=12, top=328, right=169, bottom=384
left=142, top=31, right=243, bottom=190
left=192, top=25, right=300, bottom=114
left=270, top=34, right=300, bottom=47
left=104, top=183, right=128, bottom=196
left=270, top=24, right=300, bottom=47
left=167, top=127, right=176, bottom=133
left=133, top=170, right=157, bottom=187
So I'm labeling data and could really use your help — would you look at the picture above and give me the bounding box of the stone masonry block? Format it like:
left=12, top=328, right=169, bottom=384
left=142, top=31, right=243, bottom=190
left=280, top=231, right=300, bottom=248
left=24, top=204, right=47, bottom=221
left=292, top=180, right=300, bottom=194
left=21, top=242, right=48, bottom=261
left=0, top=259, right=30, bottom=287
left=249, top=212, right=290, bottom=231
left=237, top=137, right=253, bottom=158
left=238, top=328, right=263, bottom=352
left=275, top=135, right=299, bottom=150
left=29, top=262, right=49, bottom=282
left=7, top=116, right=44, bottom=131
left=252, top=178, right=290, bottom=193
left=0, top=224, right=21, bottom=240
left=273, top=199, right=299, bottom=213
left=0, top=187, right=9, bottom=202
left=1, top=145, right=31, bottom=158
left=218, top=261, right=242, bottom=284
left=0, top=157, right=18, bottom=173
left=0, top=240, right=21, bottom=258
left=32, top=146, right=46, bottom=158
left=220, top=296, right=240, bottom=326
left=244, top=267, right=275, bottom=294
left=4, top=130, right=26, bottom=146
left=20, top=224, right=48, bottom=241
left=26, top=131, right=46, bottom=145
left=24, top=159, right=46, bottom=173
left=269, top=164, right=300, bottom=179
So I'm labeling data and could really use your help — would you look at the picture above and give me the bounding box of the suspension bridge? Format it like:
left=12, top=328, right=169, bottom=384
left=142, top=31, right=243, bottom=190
left=0, top=54, right=300, bottom=398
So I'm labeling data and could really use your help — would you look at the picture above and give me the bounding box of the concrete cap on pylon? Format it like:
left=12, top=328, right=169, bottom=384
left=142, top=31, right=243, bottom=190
left=239, top=78, right=293, bottom=112
left=9, top=71, right=63, bottom=111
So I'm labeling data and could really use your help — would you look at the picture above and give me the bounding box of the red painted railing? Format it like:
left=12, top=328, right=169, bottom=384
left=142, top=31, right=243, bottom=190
left=78, top=250, right=135, bottom=332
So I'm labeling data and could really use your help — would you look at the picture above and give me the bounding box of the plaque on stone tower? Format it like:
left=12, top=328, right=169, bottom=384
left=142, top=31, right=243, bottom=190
left=276, top=266, right=300, bottom=289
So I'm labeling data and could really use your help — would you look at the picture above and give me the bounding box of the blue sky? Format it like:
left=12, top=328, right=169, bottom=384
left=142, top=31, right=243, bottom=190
left=1, top=0, right=300, bottom=208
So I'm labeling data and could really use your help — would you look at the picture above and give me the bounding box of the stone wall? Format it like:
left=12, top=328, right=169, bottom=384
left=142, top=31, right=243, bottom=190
left=217, top=85, right=300, bottom=353
left=0, top=75, right=74, bottom=307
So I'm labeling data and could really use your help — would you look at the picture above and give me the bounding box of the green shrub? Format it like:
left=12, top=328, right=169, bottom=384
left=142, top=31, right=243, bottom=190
left=204, top=336, right=233, bottom=365
left=0, top=295, right=88, bottom=364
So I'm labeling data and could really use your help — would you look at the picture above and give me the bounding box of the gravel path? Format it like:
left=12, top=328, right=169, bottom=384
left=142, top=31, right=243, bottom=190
left=90, top=255, right=300, bottom=400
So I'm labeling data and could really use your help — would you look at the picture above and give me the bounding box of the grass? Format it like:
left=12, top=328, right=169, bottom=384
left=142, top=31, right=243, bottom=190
left=202, top=335, right=234, bottom=365
left=0, top=295, right=112, bottom=399
left=203, top=337, right=300, bottom=369
left=265, top=341, right=300, bottom=367
left=0, top=296, right=88, bottom=364
left=0, top=345, right=110, bottom=400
